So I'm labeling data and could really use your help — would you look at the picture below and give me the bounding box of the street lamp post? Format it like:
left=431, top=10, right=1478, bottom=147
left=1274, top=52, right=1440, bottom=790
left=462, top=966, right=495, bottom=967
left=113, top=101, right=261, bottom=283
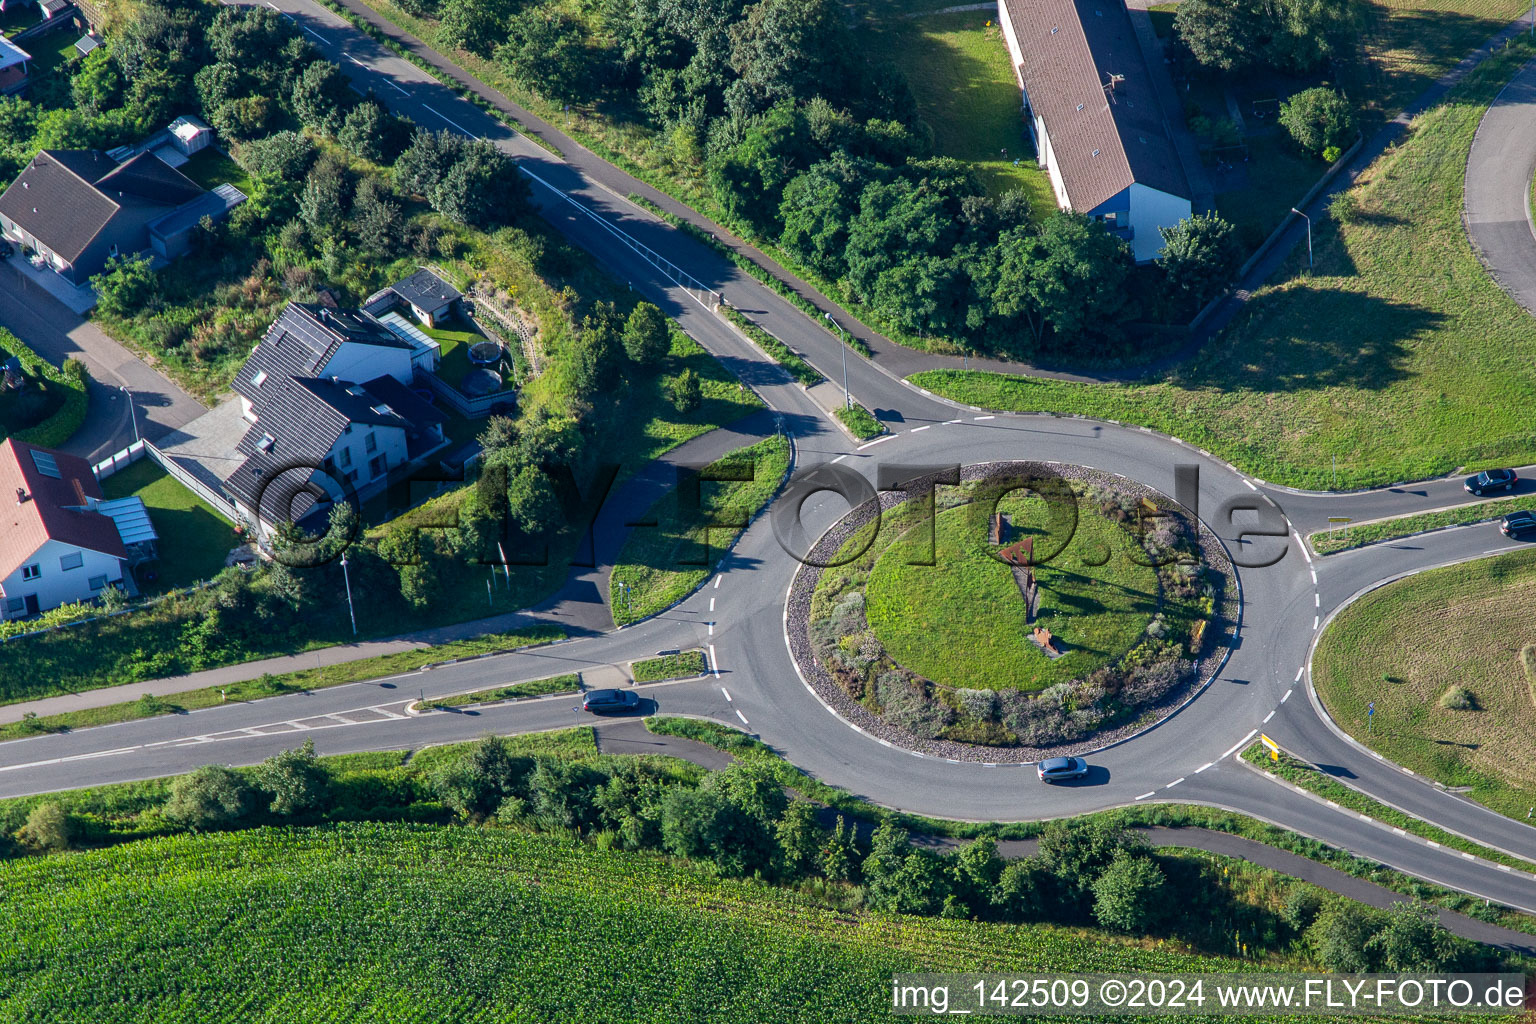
left=1291, top=207, right=1313, bottom=271
left=823, top=312, right=850, bottom=409
left=120, top=385, right=139, bottom=444
left=340, top=555, right=358, bottom=636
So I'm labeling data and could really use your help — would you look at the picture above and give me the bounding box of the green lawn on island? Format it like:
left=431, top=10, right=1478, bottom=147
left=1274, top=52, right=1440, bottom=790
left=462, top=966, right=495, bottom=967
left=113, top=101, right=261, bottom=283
left=100, top=459, right=236, bottom=593
left=1312, top=551, right=1536, bottom=822
left=867, top=11, right=1058, bottom=219
left=865, top=494, right=1163, bottom=692
left=913, top=41, right=1536, bottom=490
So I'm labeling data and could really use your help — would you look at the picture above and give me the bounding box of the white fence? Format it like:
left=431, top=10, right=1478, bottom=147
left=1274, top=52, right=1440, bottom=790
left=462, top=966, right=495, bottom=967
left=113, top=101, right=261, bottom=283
left=92, top=439, right=148, bottom=482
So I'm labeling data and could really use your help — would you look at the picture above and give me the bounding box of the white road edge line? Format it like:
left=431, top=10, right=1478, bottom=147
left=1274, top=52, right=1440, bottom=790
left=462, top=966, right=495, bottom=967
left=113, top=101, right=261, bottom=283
left=1219, top=728, right=1258, bottom=761
left=831, top=454, right=847, bottom=463
left=910, top=425, right=931, bottom=432
left=707, top=644, right=720, bottom=679
left=302, top=25, right=330, bottom=44
left=974, top=415, right=995, bottom=421
left=422, top=103, right=479, bottom=139
left=856, top=435, right=894, bottom=451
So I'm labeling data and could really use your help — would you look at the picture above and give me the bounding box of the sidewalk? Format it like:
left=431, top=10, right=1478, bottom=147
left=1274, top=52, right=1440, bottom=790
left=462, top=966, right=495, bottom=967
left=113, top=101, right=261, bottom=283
left=0, top=609, right=547, bottom=726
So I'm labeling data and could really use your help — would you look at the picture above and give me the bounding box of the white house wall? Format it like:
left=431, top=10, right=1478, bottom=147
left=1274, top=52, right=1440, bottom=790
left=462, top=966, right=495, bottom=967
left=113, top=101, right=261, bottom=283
left=326, top=424, right=409, bottom=490
left=1127, top=183, right=1192, bottom=262
left=0, top=538, right=123, bottom=620
left=319, top=342, right=414, bottom=387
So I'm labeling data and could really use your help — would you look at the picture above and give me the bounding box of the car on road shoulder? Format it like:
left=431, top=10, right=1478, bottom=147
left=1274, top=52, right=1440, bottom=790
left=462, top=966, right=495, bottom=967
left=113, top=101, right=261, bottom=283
left=582, top=688, right=640, bottom=714
left=1037, top=756, right=1089, bottom=783
left=1465, top=468, right=1517, bottom=495
left=1500, top=510, right=1536, bottom=537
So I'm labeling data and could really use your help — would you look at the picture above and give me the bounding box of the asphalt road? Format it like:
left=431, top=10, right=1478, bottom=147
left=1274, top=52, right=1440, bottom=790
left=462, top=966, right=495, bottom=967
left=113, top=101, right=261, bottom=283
left=0, top=261, right=206, bottom=460
left=1465, top=56, right=1536, bottom=314
left=2, top=0, right=1532, bottom=924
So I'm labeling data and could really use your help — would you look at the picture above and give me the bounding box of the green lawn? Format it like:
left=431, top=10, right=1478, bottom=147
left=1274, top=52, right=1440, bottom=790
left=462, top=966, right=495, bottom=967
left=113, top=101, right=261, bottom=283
left=1310, top=494, right=1536, bottom=555
left=864, top=494, right=1163, bottom=693
left=609, top=435, right=792, bottom=625
left=914, top=41, right=1536, bottom=490
left=178, top=147, right=254, bottom=197
left=835, top=402, right=883, bottom=441
left=631, top=649, right=706, bottom=682
left=867, top=11, right=1058, bottom=218
left=1312, top=551, right=1536, bottom=822
left=100, top=459, right=237, bottom=593
left=423, top=317, right=490, bottom=391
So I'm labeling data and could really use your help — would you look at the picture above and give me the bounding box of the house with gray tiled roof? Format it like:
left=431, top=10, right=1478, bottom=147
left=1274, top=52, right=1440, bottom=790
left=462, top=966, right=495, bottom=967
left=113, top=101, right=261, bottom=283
left=0, top=149, right=245, bottom=285
left=215, top=302, right=448, bottom=536
left=997, top=0, right=1191, bottom=261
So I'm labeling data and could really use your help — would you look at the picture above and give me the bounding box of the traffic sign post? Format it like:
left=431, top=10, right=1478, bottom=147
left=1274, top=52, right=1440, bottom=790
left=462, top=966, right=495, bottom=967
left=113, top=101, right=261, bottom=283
left=1367, top=701, right=1375, bottom=734
left=1328, top=516, right=1351, bottom=541
left=1260, top=734, right=1281, bottom=762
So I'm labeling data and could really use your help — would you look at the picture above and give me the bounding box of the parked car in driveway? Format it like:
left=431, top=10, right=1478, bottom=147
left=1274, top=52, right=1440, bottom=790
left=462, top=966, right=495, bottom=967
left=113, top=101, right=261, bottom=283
left=1037, top=756, right=1089, bottom=783
left=1500, top=510, right=1536, bottom=537
left=1465, top=468, right=1517, bottom=495
left=582, top=688, right=640, bottom=714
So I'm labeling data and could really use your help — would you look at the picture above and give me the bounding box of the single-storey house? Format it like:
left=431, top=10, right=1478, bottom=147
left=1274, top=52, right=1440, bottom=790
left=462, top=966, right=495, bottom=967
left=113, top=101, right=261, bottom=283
left=0, top=439, right=158, bottom=620
left=997, top=0, right=1191, bottom=261
left=364, top=267, right=463, bottom=328
left=0, top=149, right=247, bottom=285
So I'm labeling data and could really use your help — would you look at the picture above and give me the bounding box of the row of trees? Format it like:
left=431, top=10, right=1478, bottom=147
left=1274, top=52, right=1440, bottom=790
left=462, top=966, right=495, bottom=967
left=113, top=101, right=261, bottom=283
left=1174, top=0, right=1360, bottom=75
left=8, top=734, right=1489, bottom=974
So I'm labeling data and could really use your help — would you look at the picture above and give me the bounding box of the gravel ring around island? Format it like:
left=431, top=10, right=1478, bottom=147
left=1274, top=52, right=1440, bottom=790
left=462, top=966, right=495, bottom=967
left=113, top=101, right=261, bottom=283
left=784, top=461, right=1241, bottom=764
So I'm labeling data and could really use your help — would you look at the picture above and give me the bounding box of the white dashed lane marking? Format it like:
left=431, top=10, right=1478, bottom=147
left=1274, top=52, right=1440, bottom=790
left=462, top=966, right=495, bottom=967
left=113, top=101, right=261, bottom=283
left=1135, top=791, right=1156, bottom=800
left=1262, top=710, right=1275, bottom=724
left=714, top=576, right=722, bottom=589
left=735, top=709, right=749, bottom=725
left=1281, top=688, right=1292, bottom=703
left=1164, top=778, right=1185, bottom=789
left=720, top=688, right=732, bottom=702
left=708, top=644, right=720, bottom=678
left=1195, top=762, right=1214, bottom=774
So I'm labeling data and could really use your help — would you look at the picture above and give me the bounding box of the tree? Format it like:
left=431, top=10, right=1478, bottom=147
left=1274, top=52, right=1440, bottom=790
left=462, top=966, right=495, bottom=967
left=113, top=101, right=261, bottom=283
left=669, top=368, right=702, bottom=413
left=774, top=800, right=821, bottom=878
left=778, top=155, right=877, bottom=278
left=1091, top=850, right=1168, bottom=932
left=193, top=61, right=244, bottom=115
left=1022, top=212, right=1134, bottom=352
left=622, top=302, right=671, bottom=366
left=950, top=837, right=1005, bottom=917
left=994, top=857, right=1052, bottom=920
left=298, top=154, right=352, bottom=235
left=428, top=140, right=529, bottom=228
left=73, top=47, right=123, bottom=117
left=1173, top=0, right=1261, bottom=71
left=208, top=5, right=296, bottom=70
left=394, top=129, right=463, bottom=196
left=438, top=0, right=517, bottom=57
left=351, top=176, right=402, bottom=257
left=1176, top=0, right=1357, bottom=73
left=1035, top=817, right=1142, bottom=912
left=236, top=130, right=317, bottom=182
left=290, top=60, right=353, bottom=136
left=819, top=814, right=857, bottom=881
left=1366, top=902, right=1467, bottom=972
left=1279, top=87, right=1356, bottom=157
left=660, top=784, right=779, bottom=876
left=18, top=801, right=73, bottom=851
left=498, top=10, right=591, bottom=103
left=164, top=764, right=255, bottom=829
left=506, top=464, right=561, bottom=537
left=338, top=101, right=388, bottom=163
left=1306, top=901, right=1386, bottom=973
left=431, top=736, right=532, bottom=818
left=706, top=101, right=812, bottom=232
left=253, top=738, right=330, bottom=816
left=209, top=96, right=273, bottom=142
left=92, top=254, right=159, bottom=319
left=726, top=0, right=856, bottom=116
left=1158, top=213, right=1242, bottom=307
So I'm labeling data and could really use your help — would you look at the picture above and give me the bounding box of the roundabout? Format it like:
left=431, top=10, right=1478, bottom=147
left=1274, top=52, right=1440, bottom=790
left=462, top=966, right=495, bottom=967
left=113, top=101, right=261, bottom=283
left=788, top=461, right=1235, bottom=759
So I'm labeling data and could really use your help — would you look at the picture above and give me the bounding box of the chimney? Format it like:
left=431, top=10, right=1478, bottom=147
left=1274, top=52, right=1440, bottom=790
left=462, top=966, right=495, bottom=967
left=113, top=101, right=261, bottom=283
left=15, top=487, right=28, bottom=505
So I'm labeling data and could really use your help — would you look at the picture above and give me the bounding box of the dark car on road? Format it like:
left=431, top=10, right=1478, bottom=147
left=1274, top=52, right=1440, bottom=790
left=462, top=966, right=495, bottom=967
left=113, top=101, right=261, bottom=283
left=1037, top=756, right=1089, bottom=783
left=1500, top=510, right=1536, bottom=538
left=1465, top=468, right=1517, bottom=495
left=582, top=688, right=640, bottom=714
left=0, top=240, right=12, bottom=259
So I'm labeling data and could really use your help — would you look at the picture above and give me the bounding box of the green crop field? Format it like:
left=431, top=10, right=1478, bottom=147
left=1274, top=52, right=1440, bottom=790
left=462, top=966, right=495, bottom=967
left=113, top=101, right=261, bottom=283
left=0, top=820, right=1391, bottom=1023
left=610, top=434, right=791, bottom=625
left=865, top=495, right=1163, bottom=692
left=914, top=41, right=1536, bottom=490
left=1312, top=551, right=1536, bottom=821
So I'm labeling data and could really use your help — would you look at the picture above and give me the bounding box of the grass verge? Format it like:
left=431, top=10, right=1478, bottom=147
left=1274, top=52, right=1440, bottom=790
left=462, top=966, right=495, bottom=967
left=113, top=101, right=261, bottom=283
left=631, top=650, right=705, bottom=682
left=421, top=673, right=580, bottom=709
left=1310, top=494, right=1536, bottom=554
left=609, top=435, right=792, bottom=625
left=0, top=626, right=565, bottom=743
left=835, top=402, right=884, bottom=441
left=1240, top=743, right=1536, bottom=875
left=912, top=39, right=1536, bottom=490
left=1312, top=550, right=1536, bottom=821
left=719, top=307, right=823, bottom=386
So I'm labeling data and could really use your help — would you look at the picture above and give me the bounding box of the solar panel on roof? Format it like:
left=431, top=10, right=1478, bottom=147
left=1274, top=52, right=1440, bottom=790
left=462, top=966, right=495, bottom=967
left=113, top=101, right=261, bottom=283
left=30, top=451, right=60, bottom=479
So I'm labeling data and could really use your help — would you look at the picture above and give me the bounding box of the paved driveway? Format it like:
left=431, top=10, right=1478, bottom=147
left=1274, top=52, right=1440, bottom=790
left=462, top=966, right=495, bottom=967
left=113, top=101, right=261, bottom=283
left=0, top=260, right=205, bottom=460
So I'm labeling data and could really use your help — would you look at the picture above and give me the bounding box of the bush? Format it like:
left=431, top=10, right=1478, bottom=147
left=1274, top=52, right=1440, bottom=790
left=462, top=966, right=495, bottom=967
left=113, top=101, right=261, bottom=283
left=668, top=367, right=702, bottom=412
left=1157, top=213, right=1242, bottom=309
left=1437, top=685, right=1475, bottom=710
left=1279, top=88, right=1356, bottom=157
left=164, top=765, right=255, bottom=829
left=622, top=302, right=670, bottom=366
left=1091, top=850, right=1168, bottom=932
left=91, top=254, right=158, bottom=318
left=236, top=130, right=317, bottom=182
left=18, top=802, right=74, bottom=851
left=253, top=739, right=330, bottom=816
